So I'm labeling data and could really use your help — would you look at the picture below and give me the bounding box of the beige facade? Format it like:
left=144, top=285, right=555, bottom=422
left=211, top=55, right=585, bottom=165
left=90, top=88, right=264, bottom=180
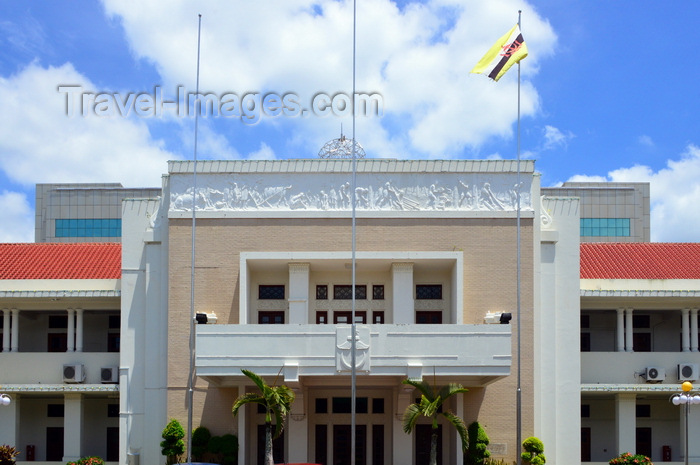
left=115, top=158, right=580, bottom=465
left=157, top=159, right=538, bottom=465
left=166, top=217, right=535, bottom=463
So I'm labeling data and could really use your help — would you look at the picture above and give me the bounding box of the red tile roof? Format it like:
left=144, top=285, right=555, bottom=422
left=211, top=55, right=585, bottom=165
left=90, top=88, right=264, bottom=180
left=0, top=243, right=121, bottom=280
left=581, top=243, right=700, bottom=280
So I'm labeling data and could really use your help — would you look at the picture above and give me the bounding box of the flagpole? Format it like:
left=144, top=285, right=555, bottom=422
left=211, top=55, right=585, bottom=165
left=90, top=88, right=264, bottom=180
left=350, top=0, right=358, bottom=463
left=515, top=9, right=523, bottom=465
left=186, top=13, right=202, bottom=465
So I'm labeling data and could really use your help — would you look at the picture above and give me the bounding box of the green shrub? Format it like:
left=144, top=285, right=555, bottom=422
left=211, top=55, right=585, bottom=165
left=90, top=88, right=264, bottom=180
left=521, top=436, right=546, bottom=465
left=465, top=421, right=491, bottom=465
left=609, top=452, right=653, bottom=465
left=192, top=426, right=212, bottom=461
left=207, top=434, right=238, bottom=465
left=160, top=419, right=185, bottom=465
left=0, top=445, right=19, bottom=465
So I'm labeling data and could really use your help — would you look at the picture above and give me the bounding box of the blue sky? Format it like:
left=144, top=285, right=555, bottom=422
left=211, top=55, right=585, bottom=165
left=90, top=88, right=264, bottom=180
left=0, top=0, right=699, bottom=242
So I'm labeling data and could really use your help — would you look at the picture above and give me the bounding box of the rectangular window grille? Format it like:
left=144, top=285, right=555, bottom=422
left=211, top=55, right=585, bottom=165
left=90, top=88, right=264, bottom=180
left=372, top=285, right=385, bottom=300
left=581, top=315, right=590, bottom=329
left=108, top=315, right=120, bottom=329
left=55, top=218, right=122, bottom=238
left=48, top=315, right=68, bottom=329
left=416, top=285, right=442, bottom=300
left=581, top=404, right=590, bottom=418
left=107, top=404, right=119, bottom=418
left=258, top=311, right=285, bottom=324
left=333, top=285, right=367, bottom=300
left=315, top=398, right=328, bottom=414
left=333, top=397, right=368, bottom=414
left=580, top=218, right=631, bottom=237
left=633, top=315, right=651, bottom=328
left=636, top=404, right=651, bottom=418
left=316, top=285, right=328, bottom=300
left=416, top=311, right=443, bottom=324
left=47, top=404, right=65, bottom=417
left=258, top=285, right=285, bottom=300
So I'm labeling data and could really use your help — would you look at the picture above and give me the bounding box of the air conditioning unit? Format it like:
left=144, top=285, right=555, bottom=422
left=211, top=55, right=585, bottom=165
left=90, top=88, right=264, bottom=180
left=101, top=366, right=119, bottom=384
left=63, top=364, right=86, bottom=383
left=645, top=366, right=665, bottom=383
left=678, top=363, right=699, bottom=381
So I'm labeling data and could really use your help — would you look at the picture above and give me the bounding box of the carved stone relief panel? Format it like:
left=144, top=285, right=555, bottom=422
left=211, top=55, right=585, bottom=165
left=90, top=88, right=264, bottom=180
left=336, top=326, right=370, bottom=372
left=170, top=172, right=532, bottom=212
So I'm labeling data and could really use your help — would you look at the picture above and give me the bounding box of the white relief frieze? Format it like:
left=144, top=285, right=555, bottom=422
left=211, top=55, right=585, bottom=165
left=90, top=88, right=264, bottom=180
left=169, top=173, right=532, bottom=212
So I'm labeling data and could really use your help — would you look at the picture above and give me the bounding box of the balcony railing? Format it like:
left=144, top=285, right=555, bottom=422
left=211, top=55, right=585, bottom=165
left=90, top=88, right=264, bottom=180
left=196, top=324, right=511, bottom=385
left=0, top=352, right=119, bottom=384
left=582, top=352, right=700, bottom=385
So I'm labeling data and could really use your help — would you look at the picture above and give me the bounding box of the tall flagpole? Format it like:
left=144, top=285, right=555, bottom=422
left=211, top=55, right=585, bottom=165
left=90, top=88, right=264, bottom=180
left=350, top=0, right=358, bottom=462
left=515, top=9, right=523, bottom=465
left=186, top=13, right=202, bottom=465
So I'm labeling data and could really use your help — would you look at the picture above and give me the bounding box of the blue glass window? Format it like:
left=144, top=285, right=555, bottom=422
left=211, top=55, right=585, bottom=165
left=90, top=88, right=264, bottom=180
left=580, top=218, right=630, bottom=237
left=55, top=219, right=122, bottom=238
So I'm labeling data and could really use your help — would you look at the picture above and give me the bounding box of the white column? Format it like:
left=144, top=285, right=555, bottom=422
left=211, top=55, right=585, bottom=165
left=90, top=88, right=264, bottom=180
left=454, top=393, right=464, bottom=465
left=687, top=402, right=700, bottom=462
left=237, top=391, right=247, bottom=465
left=394, top=386, right=413, bottom=465
left=288, top=263, right=310, bottom=324
left=66, top=308, right=75, bottom=352
left=63, top=393, right=83, bottom=462
left=0, top=394, right=19, bottom=446
left=2, top=309, right=10, bottom=352
left=692, top=309, right=699, bottom=353
left=625, top=308, right=634, bottom=352
left=75, top=308, right=84, bottom=352
left=392, top=263, right=414, bottom=324
left=615, top=393, right=636, bottom=456
left=287, top=388, right=308, bottom=463
left=10, top=309, right=19, bottom=352
left=682, top=308, right=691, bottom=353
left=616, top=308, right=625, bottom=352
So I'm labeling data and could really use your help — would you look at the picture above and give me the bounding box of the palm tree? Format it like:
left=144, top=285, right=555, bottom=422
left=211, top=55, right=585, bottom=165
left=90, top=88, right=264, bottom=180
left=402, top=378, right=469, bottom=465
left=232, top=369, right=295, bottom=465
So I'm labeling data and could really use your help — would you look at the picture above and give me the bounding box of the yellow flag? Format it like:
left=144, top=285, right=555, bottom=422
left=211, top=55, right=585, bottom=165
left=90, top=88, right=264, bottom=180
left=471, top=24, right=528, bottom=81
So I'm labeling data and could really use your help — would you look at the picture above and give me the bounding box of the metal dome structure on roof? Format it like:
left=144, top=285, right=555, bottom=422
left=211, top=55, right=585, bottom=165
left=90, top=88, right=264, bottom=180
left=318, top=131, right=366, bottom=159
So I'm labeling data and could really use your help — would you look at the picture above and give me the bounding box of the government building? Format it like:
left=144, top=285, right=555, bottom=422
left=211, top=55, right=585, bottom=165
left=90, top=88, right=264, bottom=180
left=0, top=157, right=698, bottom=465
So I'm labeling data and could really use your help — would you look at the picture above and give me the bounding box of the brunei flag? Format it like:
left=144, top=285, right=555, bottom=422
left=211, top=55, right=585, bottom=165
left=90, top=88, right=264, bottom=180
left=471, top=24, right=528, bottom=81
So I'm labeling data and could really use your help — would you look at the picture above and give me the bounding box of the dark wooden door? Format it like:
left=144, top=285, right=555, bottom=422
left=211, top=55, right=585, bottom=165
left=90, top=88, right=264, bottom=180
left=46, top=427, right=64, bottom=461
left=333, top=424, right=366, bottom=465
left=581, top=427, right=591, bottom=461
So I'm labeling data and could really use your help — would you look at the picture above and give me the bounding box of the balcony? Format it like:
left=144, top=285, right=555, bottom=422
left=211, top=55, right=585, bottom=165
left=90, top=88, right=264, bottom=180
left=0, top=352, right=119, bottom=385
left=582, top=352, right=700, bottom=386
left=196, top=324, right=511, bottom=385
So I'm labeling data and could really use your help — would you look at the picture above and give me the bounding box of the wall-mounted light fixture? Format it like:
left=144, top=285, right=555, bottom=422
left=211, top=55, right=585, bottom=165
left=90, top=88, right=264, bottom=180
left=194, top=312, right=218, bottom=324
left=484, top=312, right=513, bottom=325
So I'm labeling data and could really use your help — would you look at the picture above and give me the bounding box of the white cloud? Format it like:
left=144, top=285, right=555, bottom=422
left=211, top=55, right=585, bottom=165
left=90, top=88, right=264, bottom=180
left=566, top=174, right=607, bottom=183
left=248, top=143, right=276, bottom=160
left=638, top=135, right=654, bottom=147
left=542, top=125, right=574, bottom=151
left=567, top=145, right=700, bottom=242
left=0, top=62, right=177, bottom=188
left=0, top=191, right=34, bottom=242
left=101, top=0, right=557, bottom=157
